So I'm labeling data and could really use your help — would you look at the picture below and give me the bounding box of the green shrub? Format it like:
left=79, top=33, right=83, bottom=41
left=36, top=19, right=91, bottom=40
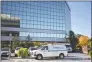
left=17, top=48, right=22, bottom=57
left=17, top=48, right=28, bottom=58
left=88, top=51, right=92, bottom=57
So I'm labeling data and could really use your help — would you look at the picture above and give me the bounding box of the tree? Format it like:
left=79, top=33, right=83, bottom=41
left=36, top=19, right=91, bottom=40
left=25, top=35, right=34, bottom=47
left=33, top=41, right=40, bottom=47
left=75, top=34, right=83, bottom=39
left=24, top=42, right=34, bottom=48
left=88, top=39, right=91, bottom=52
left=79, top=36, right=89, bottom=54
left=30, top=42, right=34, bottom=47
left=90, top=38, right=92, bottom=57
left=88, top=39, right=91, bottom=47
left=79, top=36, right=88, bottom=47
left=12, top=35, right=20, bottom=50
left=69, top=31, right=78, bottom=52
left=19, top=42, right=25, bottom=47
left=26, top=35, right=31, bottom=42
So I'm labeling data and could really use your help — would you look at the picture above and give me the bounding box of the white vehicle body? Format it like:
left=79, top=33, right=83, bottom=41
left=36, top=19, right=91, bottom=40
left=31, top=44, right=68, bottom=60
left=14, top=47, right=21, bottom=56
left=65, top=45, right=72, bottom=52
left=28, top=47, right=37, bottom=55
left=15, top=50, right=18, bottom=55
left=1, top=48, right=10, bottom=59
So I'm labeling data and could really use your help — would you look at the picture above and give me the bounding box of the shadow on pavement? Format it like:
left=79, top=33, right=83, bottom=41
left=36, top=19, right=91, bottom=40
left=41, top=56, right=91, bottom=61
left=9, top=55, right=91, bottom=61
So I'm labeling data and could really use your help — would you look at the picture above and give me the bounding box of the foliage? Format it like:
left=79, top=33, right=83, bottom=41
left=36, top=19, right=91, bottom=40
left=88, top=39, right=92, bottom=57
left=26, top=35, right=31, bottom=42
left=43, top=42, right=48, bottom=45
left=25, top=42, right=34, bottom=48
left=69, top=31, right=78, bottom=52
left=1, top=43, right=9, bottom=48
left=19, top=42, right=25, bottom=47
left=17, top=48, right=29, bottom=58
left=25, top=42, right=31, bottom=48
left=19, top=42, right=34, bottom=48
left=25, top=35, right=34, bottom=47
left=33, top=42, right=40, bottom=47
left=75, top=34, right=83, bottom=39
left=12, top=35, right=34, bottom=49
left=12, top=35, right=20, bottom=50
left=88, top=40, right=91, bottom=48
left=79, top=36, right=89, bottom=47
left=88, top=51, right=92, bottom=57
left=69, top=31, right=74, bottom=41
left=29, top=42, right=34, bottom=47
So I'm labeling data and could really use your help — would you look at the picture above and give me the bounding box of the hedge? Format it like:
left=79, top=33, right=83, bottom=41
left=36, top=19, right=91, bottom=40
left=17, top=48, right=29, bottom=58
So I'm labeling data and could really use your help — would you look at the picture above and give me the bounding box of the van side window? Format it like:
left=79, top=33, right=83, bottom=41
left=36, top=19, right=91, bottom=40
left=41, top=46, right=48, bottom=50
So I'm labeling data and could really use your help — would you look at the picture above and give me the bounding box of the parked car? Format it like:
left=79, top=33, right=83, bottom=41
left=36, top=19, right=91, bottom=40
left=14, top=47, right=21, bottom=57
left=1, top=48, right=10, bottom=59
left=30, top=44, right=68, bottom=60
left=65, top=45, right=72, bottom=52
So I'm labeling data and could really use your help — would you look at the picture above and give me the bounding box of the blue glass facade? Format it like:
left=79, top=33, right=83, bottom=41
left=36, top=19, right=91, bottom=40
left=1, top=1, right=71, bottom=42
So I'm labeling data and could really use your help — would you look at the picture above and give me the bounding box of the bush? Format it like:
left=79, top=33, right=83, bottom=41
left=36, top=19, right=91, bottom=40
left=19, top=43, right=25, bottom=47
left=88, top=51, right=92, bottom=57
left=33, top=42, right=40, bottom=47
left=17, top=48, right=29, bottom=58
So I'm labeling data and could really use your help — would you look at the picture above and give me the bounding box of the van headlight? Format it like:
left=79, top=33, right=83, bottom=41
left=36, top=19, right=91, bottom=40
left=31, top=52, right=33, bottom=55
left=34, top=52, right=36, bottom=56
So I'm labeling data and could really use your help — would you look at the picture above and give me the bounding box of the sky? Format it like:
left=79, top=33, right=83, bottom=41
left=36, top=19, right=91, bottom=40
left=68, top=2, right=91, bottom=38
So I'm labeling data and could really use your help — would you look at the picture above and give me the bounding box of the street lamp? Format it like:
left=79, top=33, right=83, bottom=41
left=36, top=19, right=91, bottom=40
left=9, top=33, right=12, bottom=49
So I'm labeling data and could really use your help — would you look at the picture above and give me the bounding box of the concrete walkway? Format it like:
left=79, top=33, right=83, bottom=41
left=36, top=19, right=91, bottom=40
left=1, top=53, right=91, bottom=62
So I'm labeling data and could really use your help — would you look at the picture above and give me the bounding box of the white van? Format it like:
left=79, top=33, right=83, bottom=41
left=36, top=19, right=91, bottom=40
left=31, top=44, right=68, bottom=60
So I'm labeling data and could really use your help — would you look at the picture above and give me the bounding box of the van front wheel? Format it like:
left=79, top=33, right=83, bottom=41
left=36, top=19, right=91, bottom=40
left=36, top=54, right=43, bottom=60
left=59, top=53, right=64, bottom=59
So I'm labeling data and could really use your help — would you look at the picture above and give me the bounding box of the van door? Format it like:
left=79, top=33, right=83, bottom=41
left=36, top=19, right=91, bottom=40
left=41, top=46, right=51, bottom=57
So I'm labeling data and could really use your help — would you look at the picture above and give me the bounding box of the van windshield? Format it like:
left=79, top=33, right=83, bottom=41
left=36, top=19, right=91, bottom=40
left=37, top=46, right=43, bottom=49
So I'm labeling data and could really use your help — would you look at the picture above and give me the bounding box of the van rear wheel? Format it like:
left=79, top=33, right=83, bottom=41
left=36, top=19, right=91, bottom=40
left=36, top=54, right=43, bottom=60
left=59, top=53, right=64, bottom=59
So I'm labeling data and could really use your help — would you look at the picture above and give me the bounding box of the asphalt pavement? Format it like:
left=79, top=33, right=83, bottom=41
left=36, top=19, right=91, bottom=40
left=1, top=53, right=91, bottom=62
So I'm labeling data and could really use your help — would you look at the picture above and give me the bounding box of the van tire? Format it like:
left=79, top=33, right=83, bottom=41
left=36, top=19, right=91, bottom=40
left=59, top=53, right=64, bottom=59
left=36, top=54, right=43, bottom=60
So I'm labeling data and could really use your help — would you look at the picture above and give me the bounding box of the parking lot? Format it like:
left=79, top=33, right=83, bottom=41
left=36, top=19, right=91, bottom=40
left=1, top=53, right=91, bottom=62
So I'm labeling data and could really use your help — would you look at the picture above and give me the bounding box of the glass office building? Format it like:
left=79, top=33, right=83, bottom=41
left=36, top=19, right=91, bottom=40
left=1, top=1, right=71, bottom=42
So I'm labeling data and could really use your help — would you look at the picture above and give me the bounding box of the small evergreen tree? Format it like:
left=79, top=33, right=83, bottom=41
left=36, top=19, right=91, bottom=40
left=69, top=31, right=77, bottom=52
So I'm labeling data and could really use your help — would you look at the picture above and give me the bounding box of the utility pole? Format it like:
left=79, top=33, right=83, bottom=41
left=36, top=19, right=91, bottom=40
left=9, top=33, right=12, bottom=58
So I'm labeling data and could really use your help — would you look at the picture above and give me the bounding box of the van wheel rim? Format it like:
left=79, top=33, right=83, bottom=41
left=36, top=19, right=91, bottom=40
left=60, top=55, right=63, bottom=58
left=38, top=56, right=41, bottom=59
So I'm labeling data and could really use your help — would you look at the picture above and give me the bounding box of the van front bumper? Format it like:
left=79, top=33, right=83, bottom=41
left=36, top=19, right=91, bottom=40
left=31, top=55, right=36, bottom=58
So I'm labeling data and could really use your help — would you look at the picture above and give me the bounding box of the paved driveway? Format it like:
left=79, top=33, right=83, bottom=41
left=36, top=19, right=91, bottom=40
left=1, top=53, right=91, bottom=62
